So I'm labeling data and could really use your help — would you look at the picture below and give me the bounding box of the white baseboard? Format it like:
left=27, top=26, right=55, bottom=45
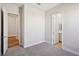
left=63, top=47, right=79, bottom=56
left=24, top=41, right=45, bottom=48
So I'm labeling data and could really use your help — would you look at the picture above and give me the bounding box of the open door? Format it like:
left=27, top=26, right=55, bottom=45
left=2, top=8, right=8, bottom=55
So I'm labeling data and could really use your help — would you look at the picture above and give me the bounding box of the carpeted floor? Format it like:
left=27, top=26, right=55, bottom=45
left=5, top=42, right=77, bottom=56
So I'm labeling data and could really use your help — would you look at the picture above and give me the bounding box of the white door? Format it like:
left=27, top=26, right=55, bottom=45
left=3, top=8, right=8, bottom=55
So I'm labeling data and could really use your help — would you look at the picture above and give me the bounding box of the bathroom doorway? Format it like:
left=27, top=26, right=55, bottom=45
left=52, top=13, right=63, bottom=48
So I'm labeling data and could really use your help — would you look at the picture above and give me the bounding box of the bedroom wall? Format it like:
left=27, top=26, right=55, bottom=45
left=0, top=7, right=1, bottom=56
left=46, top=3, right=79, bottom=55
left=23, top=4, right=45, bottom=47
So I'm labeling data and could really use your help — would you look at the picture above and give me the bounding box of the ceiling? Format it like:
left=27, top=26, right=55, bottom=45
left=0, top=3, right=23, bottom=7
left=27, top=3, right=61, bottom=11
left=0, top=3, right=61, bottom=11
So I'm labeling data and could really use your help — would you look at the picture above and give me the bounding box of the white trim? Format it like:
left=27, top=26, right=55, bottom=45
left=63, top=47, right=79, bottom=56
left=24, top=41, right=45, bottom=48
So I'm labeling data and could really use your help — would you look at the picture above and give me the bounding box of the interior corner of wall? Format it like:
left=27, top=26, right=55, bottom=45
left=63, top=46, right=79, bottom=56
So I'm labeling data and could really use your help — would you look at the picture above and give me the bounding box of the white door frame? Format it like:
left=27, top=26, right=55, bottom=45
left=52, top=13, right=63, bottom=46
left=8, top=13, right=21, bottom=47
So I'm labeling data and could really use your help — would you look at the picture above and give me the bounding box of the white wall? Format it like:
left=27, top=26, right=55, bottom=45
left=46, top=3, right=79, bottom=55
left=0, top=4, right=19, bottom=14
left=19, top=6, right=24, bottom=45
left=23, top=4, right=45, bottom=47
left=3, top=4, right=19, bottom=14
left=63, top=4, right=79, bottom=55
left=0, top=8, right=1, bottom=56
left=8, top=14, right=18, bottom=37
left=45, top=4, right=63, bottom=44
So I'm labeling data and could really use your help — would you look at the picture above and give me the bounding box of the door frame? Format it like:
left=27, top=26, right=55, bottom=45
left=1, top=8, right=4, bottom=56
left=8, top=13, right=20, bottom=47
left=52, top=13, right=63, bottom=47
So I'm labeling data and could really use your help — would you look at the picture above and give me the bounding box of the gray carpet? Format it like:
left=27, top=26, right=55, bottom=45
left=5, top=42, right=77, bottom=56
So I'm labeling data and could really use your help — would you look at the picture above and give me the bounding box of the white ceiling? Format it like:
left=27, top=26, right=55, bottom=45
left=0, top=3, right=23, bottom=7
left=27, top=3, right=61, bottom=11
left=0, top=3, right=60, bottom=11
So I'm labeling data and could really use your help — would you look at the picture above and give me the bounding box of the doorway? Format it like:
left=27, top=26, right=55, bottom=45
left=8, top=13, right=19, bottom=48
left=52, top=13, right=63, bottom=48
left=0, top=7, right=23, bottom=55
left=0, top=6, right=23, bottom=55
